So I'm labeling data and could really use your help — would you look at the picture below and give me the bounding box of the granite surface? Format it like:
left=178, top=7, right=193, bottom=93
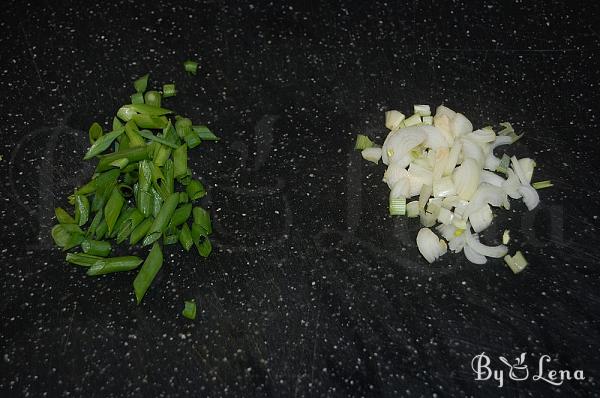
left=1, top=1, right=600, bottom=397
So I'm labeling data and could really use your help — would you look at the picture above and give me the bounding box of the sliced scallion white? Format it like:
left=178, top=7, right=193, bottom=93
left=532, top=180, right=553, bottom=189
left=389, top=196, right=406, bottom=216
left=504, top=251, right=528, bottom=274
left=403, top=114, right=422, bottom=127
left=413, top=104, right=431, bottom=117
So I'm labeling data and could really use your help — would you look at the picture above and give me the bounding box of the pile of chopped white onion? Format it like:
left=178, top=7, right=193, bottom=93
left=356, top=104, right=551, bottom=273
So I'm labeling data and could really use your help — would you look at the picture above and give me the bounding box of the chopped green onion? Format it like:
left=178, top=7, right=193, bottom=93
left=191, top=223, right=212, bottom=257
left=87, top=256, right=143, bottom=276
left=192, top=125, right=220, bottom=141
left=182, top=300, right=197, bottom=320
left=496, top=154, right=511, bottom=175
left=162, top=84, right=176, bottom=98
left=144, top=90, right=162, bottom=108
left=121, top=103, right=173, bottom=116
left=192, top=207, right=212, bottom=234
left=94, top=219, right=108, bottom=240
left=130, top=217, right=154, bottom=245
left=173, top=144, right=188, bottom=178
left=131, top=92, right=144, bottom=104
left=178, top=223, right=193, bottom=251
left=51, top=224, right=84, bottom=250
left=132, top=114, right=168, bottom=129
left=133, top=242, right=163, bottom=303
left=81, top=239, right=112, bottom=257
left=110, top=158, right=129, bottom=169
left=88, top=122, right=103, bottom=144
left=55, top=207, right=76, bottom=224
left=504, top=251, right=528, bottom=274
left=354, top=134, right=374, bottom=150
left=112, top=116, right=123, bottom=131
left=389, top=196, right=406, bottom=216
left=143, top=193, right=179, bottom=246
left=74, top=195, right=90, bottom=226
left=83, top=128, right=125, bottom=160
left=169, top=203, right=193, bottom=228
left=184, top=60, right=198, bottom=75
left=134, top=74, right=149, bottom=93
left=137, top=129, right=179, bottom=149
left=187, top=180, right=206, bottom=200
left=95, top=146, right=149, bottom=172
left=65, top=252, right=104, bottom=267
left=532, top=180, right=553, bottom=189
left=403, top=114, right=422, bottom=127
left=104, top=188, right=125, bottom=235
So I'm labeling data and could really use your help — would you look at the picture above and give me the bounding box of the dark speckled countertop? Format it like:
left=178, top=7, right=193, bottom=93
left=1, top=1, right=600, bottom=397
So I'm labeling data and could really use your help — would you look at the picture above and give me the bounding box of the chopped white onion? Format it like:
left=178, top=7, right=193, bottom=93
left=385, top=110, right=405, bottom=130
left=450, top=113, right=473, bottom=137
left=453, top=158, right=481, bottom=200
left=468, top=204, right=493, bottom=233
left=383, top=163, right=410, bottom=189
left=416, top=228, right=447, bottom=263
left=381, top=127, right=427, bottom=165
left=437, top=207, right=454, bottom=225
left=433, top=176, right=456, bottom=198
left=390, top=178, right=411, bottom=199
left=448, top=234, right=466, bottom=253
left=518, top=158, right=535, bottom=184
left=464, top=244, right=488, bottom=264
left=406, top=201, right=419, bottom=217
left=361, top=147, right=382, bottom=164
left=518, top=184, right=540, bottom=210
left=465, top=230, right=508, bottom=258
left=480, top=170, right=505, bottom=187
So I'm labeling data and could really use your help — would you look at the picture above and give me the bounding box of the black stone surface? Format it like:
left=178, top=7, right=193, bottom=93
left=1, top=1, right=600, bottom=397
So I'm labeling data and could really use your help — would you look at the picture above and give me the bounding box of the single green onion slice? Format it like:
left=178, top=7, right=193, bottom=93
left=354, top=134, right=374, bottom=150
left=532, top=180, right=553, bottom=189
left=182, top=300, right=197, bottom=320
left=184, top=60, right=198, bottom=75
left=144, top=90, right=162, bottom=108
left=192, top=125, right=219, bottom=141
left=162, top=84, right=176, bottom=98
left=389, top=196, right=406, bottom=216
left=504, top=251, right=528, bottom=274
left=131, top=92, right=144, bottom=104
left=134, top=74, right=149, bottom=93
left=403, top=114, right=422, bottom=127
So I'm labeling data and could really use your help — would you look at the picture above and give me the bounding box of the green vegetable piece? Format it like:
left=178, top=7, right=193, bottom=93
left=109, top=207, right=134, bottom=239
left=55, top=207, right=76, bottom=224
left=86, top=208, right=104, bottom=238
left=130, top=217, right=154, bottom=245
left=133, top=242, right=163, bottom=304
left=94, top=218, right=108, bottom=240
left=179, top=192, right=189, bottom=203
left=138, top=130, right=179, bottom=149
left=192, top=206, right=212, bottom=234
left=179, top=223, right=193, bottom=251
left=89, top=122, right=103, bottom=144
left=121, top=103, right=172, bottom=116
left=112, top=116, right=123, bottom=131
left=131, top=92, right=144, bottom=104
left=162, top=84, right=176, bottom=98
left=96, top=146, right=149, bottom=172
left=169, top=203, right=192, bottom=228
left=192, top=125, right=220, bottom=141
left=104, top=188, right=125, bottom=235
left=182, top=300, right=197, bottom=320
left=125, top=120, right=146, bottom=147
left=116, top=209, right=145, bottom=244
left=173, top=144, right=187, bottom=178
left=191, top=223, right=212, bottom=257
left=132, top=114, right=168, bottom=129
left=87, top=256, right=143, bottom=276
left=177, top=168, right=193, bottom=185
left=144, top=90, right=161, bottom=108
left=151, top=187, right=164, bottom=218
left=187, top=180, right=206, bottom=200
left=83, top=128, right=125, bottom=160
left=51, top=224, right=84, bottom=250
left=74, top=195, right=90, bottom=226
left=163, top=228, right=179, bottom=245
left=184, top=60, right=198, bottom=75
left=143, top=193, right=179, bottom=246
left=134, top=74, right=149, bottom=93
left=184, top=130, right=201, bottom=148
left=65, top=252, right=104, bottom=267
left=81, top=239, right=112, bottom=257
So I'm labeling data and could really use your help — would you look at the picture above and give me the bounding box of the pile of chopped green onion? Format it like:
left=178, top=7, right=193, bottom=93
left=52, top=72, right=219, bottom=305
left=356, top=104, right=553, bottom=273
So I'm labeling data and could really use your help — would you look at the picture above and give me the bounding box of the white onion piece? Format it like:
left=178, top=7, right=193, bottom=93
left=444, top=141, right=462, bottom=175
left=422, top=125, right=451, bottom=149
left=518, top=158, right=535, bottom=184
left=510, top=156, right=529, bottom=185
left=464, top=244, right=488, bottom=264
left=432, top=148, right=449, bottom=185
left=437, top=207, right=454, bottom=225
left=453, top=158, right=481, bottom=200
left=385, top=110, right=405, bottom=131
left=464, top=183, right=506, bottom=216
left=418, top=184, right=432, bottom=209
left=465, top=230, right=508, bottom=258
left=484, top=153, right=501, bottom=171
left=433, top=176, right=456, bottom=198
left=383, top=163, right=409, bottom=189
left=490, top=135, right=512, bottom=151
left=452, top=215, right=467, bottom=229
left=441, top=195, right=461, bottom=209
left=408, top=162, right=433, bottom=184
left=450, top=113, right=473, bottom=137
left=461, top=139, right=486, bottom=166
left=518, top=184, right=540, bottom=210
left=468, top=204, right=493, bottom=233
left=361, top=147, right=382, bottom=164
left=420, top=210, right=437, bottom=227
left=416, top=228, right=447, bottom=263
left=435, top=105, right=456, bottom=119
left=502, top=169, right=522, bottom=199
left=436, top=223, right=457, bottom=240
left=480, top=170, right=505, bottom=187
left=406, top=201, right=419, bottom=217
left=467, top=129, right=496, bottom=143
left=381, top=127, right=427, bottom=165
left=448, top=234, right=465, bottom=253
left=390, top=178, right=411, bottom=199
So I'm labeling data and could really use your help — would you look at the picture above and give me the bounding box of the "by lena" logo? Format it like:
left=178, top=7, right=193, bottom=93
left=471, top=352, right=585, bottom=388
